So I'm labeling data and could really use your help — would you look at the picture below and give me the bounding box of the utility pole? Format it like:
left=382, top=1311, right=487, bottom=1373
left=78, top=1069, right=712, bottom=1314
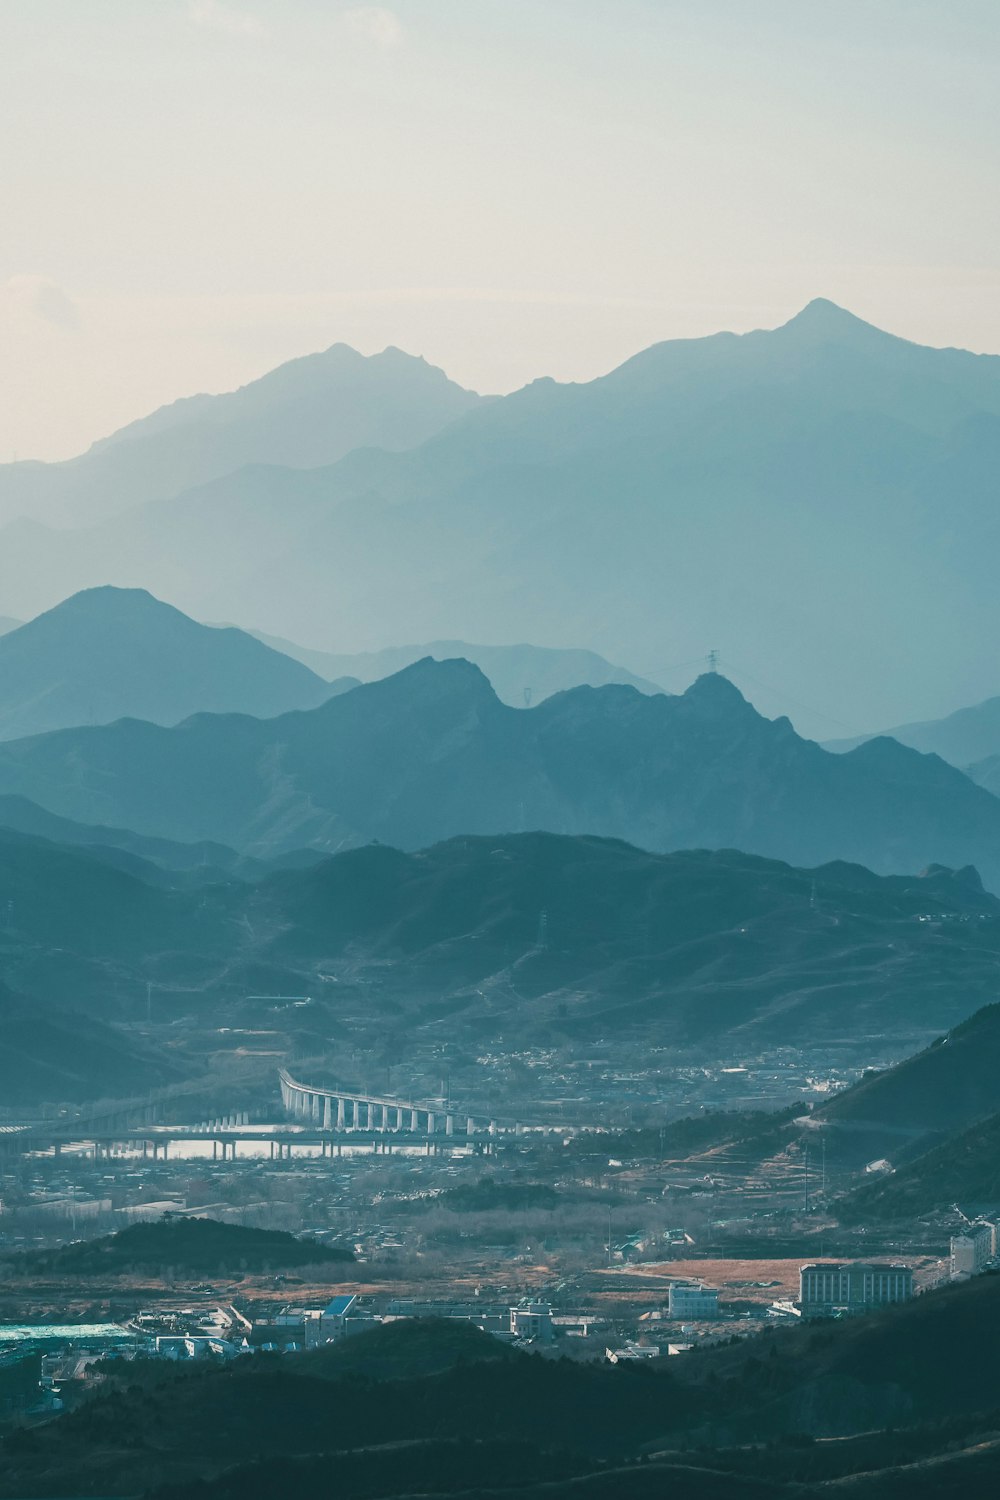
left=803, top=1147, right=810, bottom=1214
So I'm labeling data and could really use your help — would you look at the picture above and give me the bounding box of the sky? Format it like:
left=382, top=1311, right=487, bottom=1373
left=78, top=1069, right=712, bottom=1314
left=1, top=0, right=999, bottom=461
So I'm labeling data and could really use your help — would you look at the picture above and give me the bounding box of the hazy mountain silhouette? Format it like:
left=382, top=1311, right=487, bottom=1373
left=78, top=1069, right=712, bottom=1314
left=1, top=661, right=999, bottom=886
left=0, top=616, right=20, bottom=636
left=0, top=586, right=355, bottom=739
left=828, top=700, right=1000, bottom=803
left=250, top=632, right=664, bottom=705
left=827, top=693, right=1000, bottom=773
left=967, top=753, right=1000, bottom=798
left=3, top=301, right=999, bottom=731
left=0, top=343, right=483, bottom=527
left=3, top=826, right=996, bottom=1047
left=0, top=792, right=300, bottom=880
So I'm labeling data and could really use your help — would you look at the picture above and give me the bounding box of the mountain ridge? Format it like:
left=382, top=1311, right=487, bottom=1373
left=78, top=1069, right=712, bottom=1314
left=0, top=585, right=356, bottom=739
left=0, top=342, right=483, bottom=527
left=3, top=824, right=998, bottom=1049
left=0, top=662, right=999, bottom=890
left=245, top=631, right=664, bottom=705
left=2, top=302, right=998, bottom=732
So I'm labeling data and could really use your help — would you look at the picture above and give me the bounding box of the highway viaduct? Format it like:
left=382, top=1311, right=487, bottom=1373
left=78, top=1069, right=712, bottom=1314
left=278, top=1067, right=515, bottom=1139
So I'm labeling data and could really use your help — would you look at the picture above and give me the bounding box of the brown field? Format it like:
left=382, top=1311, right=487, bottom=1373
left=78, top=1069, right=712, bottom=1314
left=609, top=1255, right=947, bottom=1303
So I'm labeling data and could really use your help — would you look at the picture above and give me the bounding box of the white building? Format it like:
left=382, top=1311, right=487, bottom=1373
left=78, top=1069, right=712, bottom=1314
left=951, top=1223, right=994, bottom=1279
left=509, top=1300, right=554, bottom=1341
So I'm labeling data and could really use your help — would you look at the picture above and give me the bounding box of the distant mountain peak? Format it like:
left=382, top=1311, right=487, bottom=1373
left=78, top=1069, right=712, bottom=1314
left=53, top=584, right=162, bottom=612
left=683, top=672, right=749, bottom=706
left=777, top=297, right=890, bottom=345
left=0, top=586, right=340, bottom=740
left=392, top=654, right=499, bottom=699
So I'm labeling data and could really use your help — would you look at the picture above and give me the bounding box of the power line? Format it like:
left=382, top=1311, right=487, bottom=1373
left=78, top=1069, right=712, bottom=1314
left=720, top=654, right=856, bottom=732
left=646, top=654, right=717, bottom=679
left=636, top=648, right=858, bottom=735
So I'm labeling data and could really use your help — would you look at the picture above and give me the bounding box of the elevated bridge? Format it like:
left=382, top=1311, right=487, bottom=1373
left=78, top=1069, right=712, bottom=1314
left=279, top=1068, right=519, bottom=1138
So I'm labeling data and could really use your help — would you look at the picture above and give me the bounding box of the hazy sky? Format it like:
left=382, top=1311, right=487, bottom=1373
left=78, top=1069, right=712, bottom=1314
left=2, top=0, right=999, bottom=460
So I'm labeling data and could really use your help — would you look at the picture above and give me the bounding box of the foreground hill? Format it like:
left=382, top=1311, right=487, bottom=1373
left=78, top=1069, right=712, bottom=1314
left=0, top=587, right=354, bottom=739
left=1, top=662, right=1000, bottom=887
left=4, top=1216, right=353, bottom=1277
left=815, top=1000, right=1000, bottom=1218
left=5, top=1279, right=1000, bottom=1499
left=253, top=632, right=664, bottom=706
left=0, top=342, right=483, bottom=527
left=3, top=826, right=999, bottom=1048
left=819, top=1002, right=1000, bottom=1144
left=5, top=302, right=1000, bottom=733
left=838, top=1107, right=1000, bottom=1223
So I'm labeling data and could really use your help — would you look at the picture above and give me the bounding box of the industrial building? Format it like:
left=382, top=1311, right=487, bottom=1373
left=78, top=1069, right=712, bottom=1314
left=799, top=1262, right=912, bottom=1314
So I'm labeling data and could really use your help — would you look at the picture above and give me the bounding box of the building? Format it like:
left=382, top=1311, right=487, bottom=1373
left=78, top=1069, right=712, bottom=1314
left=319, top=1294, right=358, bottom=1340
left=509, top=1300, right=554, bottom=1342
left=950, top=1223, right=994, bottom=1279
left=799, top=1262, right=912, bottom=1314
left=668, top=1281, right=720, bottom=1320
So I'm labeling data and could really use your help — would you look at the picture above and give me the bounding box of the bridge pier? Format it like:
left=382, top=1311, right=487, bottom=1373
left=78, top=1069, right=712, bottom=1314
left=275, top=1068, right=524, bottom=1152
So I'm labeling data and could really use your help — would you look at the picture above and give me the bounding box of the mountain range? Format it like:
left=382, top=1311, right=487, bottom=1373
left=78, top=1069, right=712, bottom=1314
left=3, top=300, right=1000, bottom=733
left=828, top=694, right=1000, bottom=770
left=0, top=343, right=483, bottom=528
left=826, top=694, right=1000, bottom=808
left=249, top=632, right=663, bottom=707
left=0, top=586, right=354, bottom=738
left=0, top=660, right=999, bottom=886
left=3, top=824, right=997, bottom=1052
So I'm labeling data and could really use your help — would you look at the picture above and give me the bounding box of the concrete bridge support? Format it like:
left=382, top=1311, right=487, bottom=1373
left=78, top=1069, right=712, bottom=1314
left=276, top=1067, right=523, bottom=1144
